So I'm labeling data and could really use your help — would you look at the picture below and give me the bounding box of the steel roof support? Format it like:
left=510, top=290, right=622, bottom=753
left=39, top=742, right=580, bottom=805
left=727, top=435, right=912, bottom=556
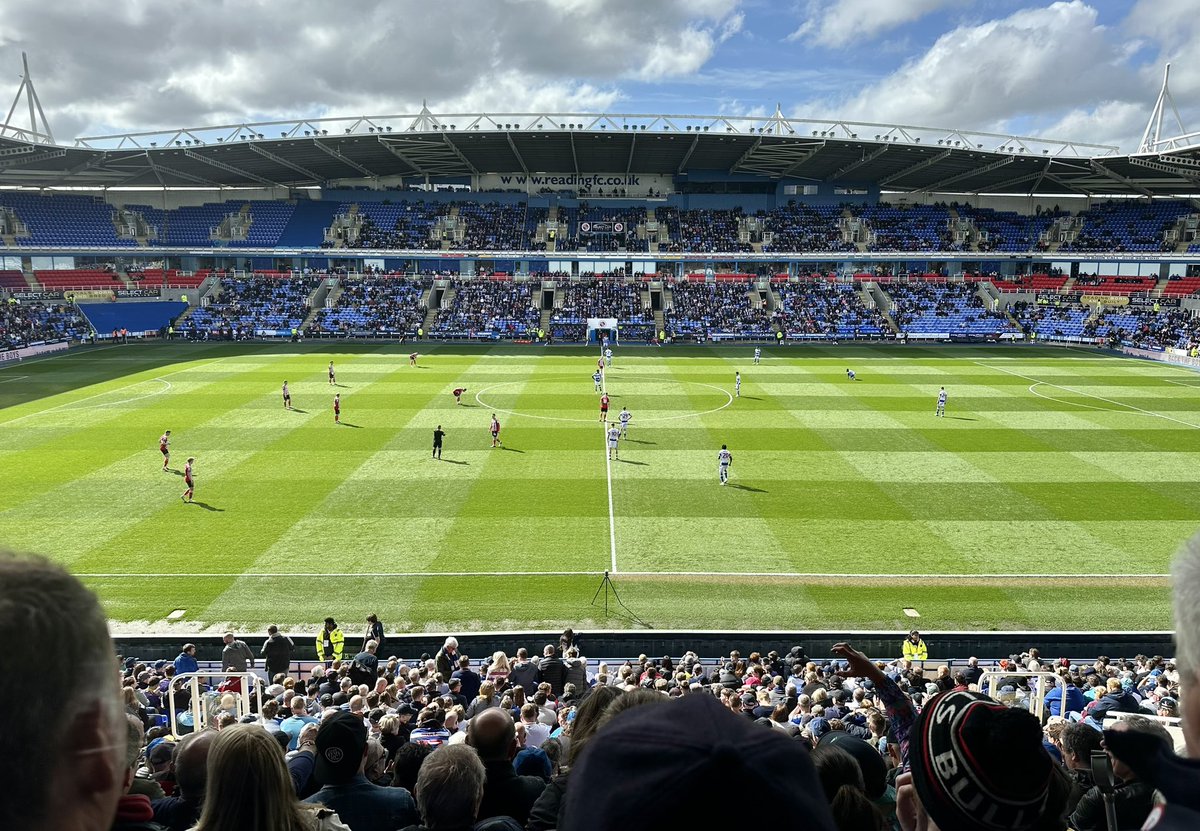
left=247, top=143, right=327, bottom=184
left=878, top=150, right=954, bottom=186
left=1089, top=160, right=1154, bottom=197
left=313, top=140, right=379, bottom=179
left=183, top=149, right=281, bottom=187
left=914, top=156, right=1013, bottom=193
left=828, top=145, right=890, bottom=180
left=506, top=133, right=529, bottom=175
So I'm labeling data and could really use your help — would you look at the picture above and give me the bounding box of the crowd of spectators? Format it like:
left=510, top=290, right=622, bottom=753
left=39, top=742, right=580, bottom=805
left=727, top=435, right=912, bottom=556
left=888, top=282, right=1018, bottom=336
left=658, top=208, right=754, bottom=253
left=429, top=281, right=540, bottom=339
left=551, top=279, right=652, bottom=341
left=186, top=276, right=318, bottom=338
left=9, top=549, right=1200, bottom=831
left=763, top=205, right=856, bottom=253
left=458, top=204, right=531, bottom=251
left=1, top=300, right=89, bottom=348
left=774, top=282, right=889, bottom=339
left=665, top=281, right=774, bottom=339
left=308, top=278, right=431, bottom=338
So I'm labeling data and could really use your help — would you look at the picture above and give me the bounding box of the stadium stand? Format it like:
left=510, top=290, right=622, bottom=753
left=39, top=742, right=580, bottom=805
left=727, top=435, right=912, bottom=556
left=774, top=280, right=889, bottom=339
left=0, top=300, right=89, bottom=347
left=77, top=301, right=188, bottom=336
left=551, top=277, right=653, bottom=341
left=1062, top=200, right=1193, bottom=252
left=429, top=279, right=539, bottom=339
left=856, top=204, right=950, bottom=252
left=888, top=282, right=1020, bottom=336
left=666, top=279, right=773, bottom=339
left=186, top=275, right=316, bottom=336
left=762, top=204, right=853, bottom=253
left=34, top=268, right=122, bottom=291
left=308, top=276, right=430, bottom=337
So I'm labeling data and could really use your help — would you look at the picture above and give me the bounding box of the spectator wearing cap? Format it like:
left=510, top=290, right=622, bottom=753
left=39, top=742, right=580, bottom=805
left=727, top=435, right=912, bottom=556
left=894, top=690, right=1069, bottom=831
left=1, top=553, right=127, bottom=831
left=174, top=643, right=199, bottom=677
left=561, top=687, right=836, bottom=831
left=1158, top=696, right=1180, bottom=719
left=468, top=707, right=547, bottom=825
left=151, top=730, right=216, bottom=831
left=901, top=630, right=928, bottom=663
left=303, top=711, right=417, bottom=831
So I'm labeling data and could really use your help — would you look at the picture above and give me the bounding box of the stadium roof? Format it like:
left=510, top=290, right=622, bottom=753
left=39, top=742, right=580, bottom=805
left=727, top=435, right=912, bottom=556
left=2, top=108, right=1199, bottom=196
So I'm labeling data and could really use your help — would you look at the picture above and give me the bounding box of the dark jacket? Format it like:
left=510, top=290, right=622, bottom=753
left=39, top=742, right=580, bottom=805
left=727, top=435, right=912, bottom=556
left=303, top=774, right=417, bottom=831
left=508, top=660, right=539, bottom=692
left=436, top=647, right=457, bottom=679
left=452, top=666, right=483, bottom=701
left=527, top=770, right=569, bottom=831
left=1069, top=780, right=1156, bottom=831
left=150, top=796, right=201, bottom=831
left=261, top=633, right=295, bottom=676
left=1044, top=683, right=1087, bottom=717
left=478, top=759, right=547, bottom=825
left=1065, top=768, right=1095, bottom=816
left=537, top=657, right=567, bottom=697
left=1090, top=689, right=1141, bottom=717
left=564, top=658, right=588, bottom=691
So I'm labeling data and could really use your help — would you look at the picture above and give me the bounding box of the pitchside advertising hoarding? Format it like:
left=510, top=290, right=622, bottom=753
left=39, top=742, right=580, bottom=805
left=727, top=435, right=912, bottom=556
left=476, top=173, right=672, bottom=193
left=0, top=340, right=69, bottom=365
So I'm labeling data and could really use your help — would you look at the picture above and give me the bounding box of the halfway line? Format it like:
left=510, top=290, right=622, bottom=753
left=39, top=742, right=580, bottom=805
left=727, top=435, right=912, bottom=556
left=72, top=571, right=1170, bottom=579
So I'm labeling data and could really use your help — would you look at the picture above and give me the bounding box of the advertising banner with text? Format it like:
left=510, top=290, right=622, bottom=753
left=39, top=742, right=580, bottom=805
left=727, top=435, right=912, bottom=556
left=477, top=173, right=672, bottom=193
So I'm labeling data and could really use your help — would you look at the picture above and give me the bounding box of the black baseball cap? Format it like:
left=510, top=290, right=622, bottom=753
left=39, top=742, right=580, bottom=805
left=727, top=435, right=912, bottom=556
left=315, top=711, right=367, bottom=785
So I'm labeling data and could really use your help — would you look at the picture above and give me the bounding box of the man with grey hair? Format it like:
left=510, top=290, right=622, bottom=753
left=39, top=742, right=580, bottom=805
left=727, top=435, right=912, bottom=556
left=220, top=632, right=254, bottom=672
left=436, top=637, right=459, bottom=679
left=0, top=552, right=126, bottom=831
left=412, top=745, right=488, bottom=831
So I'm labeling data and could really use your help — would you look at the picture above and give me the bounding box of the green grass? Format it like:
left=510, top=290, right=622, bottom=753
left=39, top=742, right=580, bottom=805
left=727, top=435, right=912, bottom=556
left=0, top=341, right=1193, bottom=632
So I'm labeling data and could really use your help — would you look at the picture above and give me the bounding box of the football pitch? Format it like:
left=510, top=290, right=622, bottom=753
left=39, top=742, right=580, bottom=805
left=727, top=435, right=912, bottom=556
left=0, top=341, right=1195, bottom=633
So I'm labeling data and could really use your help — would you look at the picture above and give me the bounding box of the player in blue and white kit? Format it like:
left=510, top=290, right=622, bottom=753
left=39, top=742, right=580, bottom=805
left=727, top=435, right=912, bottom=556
left=592, top=370, right=603, bottom=393
left=846, top=368, right=856, bottom=381
left=717, top=444, right=733, bottom=485
left=618, top=406, right=632, bottom=438
left=734, top=372, right=741, bottom=398
left=604, top=347, right=613, bottom=367
left=935, top=386, right=947, bottom=417
left=606, top=423, right=621, bottom=460
left=753, top=347, right=761, bottom=365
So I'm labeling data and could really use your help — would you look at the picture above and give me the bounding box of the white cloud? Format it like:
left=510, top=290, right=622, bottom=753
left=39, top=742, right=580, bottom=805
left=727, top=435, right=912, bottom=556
left=798, top=1, right=1154, bottom=151
left=788, top=0, right=963, bottom=47
left=0, top=0, right=742, bottom=138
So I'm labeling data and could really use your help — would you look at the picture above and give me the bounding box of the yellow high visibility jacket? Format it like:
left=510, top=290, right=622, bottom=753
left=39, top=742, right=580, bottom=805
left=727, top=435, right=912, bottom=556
left=902, top=638, right=928, bottom=662
left=316, top=627, right=344, bottom=662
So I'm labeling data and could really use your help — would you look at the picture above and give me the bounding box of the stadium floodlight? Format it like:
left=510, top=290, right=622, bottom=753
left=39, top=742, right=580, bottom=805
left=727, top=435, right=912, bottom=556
left=257, top=133, right=264, bottom=139
left=813, top=130, right=819, bottom=136
left=703, top=126, right=709, bottom=132
left=216, top=138, right=223, bottom=142
left=321, top=130, right=328, bottom=135
left=304, top=131, right=310, bottom=136
left=850, top=133, right=857, bottom=138
left=150, top=142, right=156, bottom=147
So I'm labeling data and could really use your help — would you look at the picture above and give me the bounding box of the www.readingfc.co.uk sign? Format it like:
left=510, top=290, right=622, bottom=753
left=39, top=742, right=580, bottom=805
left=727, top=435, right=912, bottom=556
left=478, top=173, right=672, bottom=192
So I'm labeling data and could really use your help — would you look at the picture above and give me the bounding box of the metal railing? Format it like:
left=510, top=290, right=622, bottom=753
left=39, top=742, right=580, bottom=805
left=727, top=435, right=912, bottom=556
left=167, top=670, right=265, bottom=735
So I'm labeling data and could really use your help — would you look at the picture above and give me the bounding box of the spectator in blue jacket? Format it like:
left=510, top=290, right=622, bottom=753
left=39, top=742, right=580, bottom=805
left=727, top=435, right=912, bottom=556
left=174, top=643, right=199, bottom=677
left=1044, top=670, right=1087, bottom=717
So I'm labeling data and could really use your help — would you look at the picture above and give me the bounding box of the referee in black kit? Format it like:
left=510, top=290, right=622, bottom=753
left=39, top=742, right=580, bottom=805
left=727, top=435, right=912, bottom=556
left=433, top=425, right=445, bottom=460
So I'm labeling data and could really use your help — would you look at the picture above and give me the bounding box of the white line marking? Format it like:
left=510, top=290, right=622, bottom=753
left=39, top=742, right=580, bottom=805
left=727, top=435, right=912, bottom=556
left=73, top=571, right=1171, bottom=579
left=973, top=360, right=1200, bottom=429
left=0, top=344, right=120, bottom=373
left=0, top=359, right=220, bottom=426
left=1164, top=378, right=1200, bottom=388
left=602, top=370, right=618, bottom=574
left=473, top=376, right=733, bottom=424
left=0, top=375, right=28, bottom=385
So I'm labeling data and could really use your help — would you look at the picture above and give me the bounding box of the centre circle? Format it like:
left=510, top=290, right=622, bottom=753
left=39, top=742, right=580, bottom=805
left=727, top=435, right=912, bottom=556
left=473, top=374, right=735, bottom=424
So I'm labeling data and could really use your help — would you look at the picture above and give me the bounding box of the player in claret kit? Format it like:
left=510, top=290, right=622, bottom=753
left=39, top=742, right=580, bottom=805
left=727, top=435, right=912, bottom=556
left=333, top=393, right=341, bottom=424
left=490, top=414, right=502, bottom=448
left=452, top=387, right=467, bottom=405
left=409, top=352, right=419, bottom=366
left=282, top=381, right=292, bottom=410
left=599, top=393, right=610, bottom=422
left=181, top=457, right=196, bottom=503
left=159, top=430, right=171, bottom=471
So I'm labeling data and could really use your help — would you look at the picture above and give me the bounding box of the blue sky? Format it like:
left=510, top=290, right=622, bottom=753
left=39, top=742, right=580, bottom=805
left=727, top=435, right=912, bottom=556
left=0, top=0, right=1194, bottom=154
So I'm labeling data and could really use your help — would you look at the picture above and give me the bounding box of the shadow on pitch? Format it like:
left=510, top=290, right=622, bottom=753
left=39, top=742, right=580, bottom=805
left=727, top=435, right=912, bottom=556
left=169, top=469, right=184, bottom=477
left=442, top=459, right=469, bottom=465
left=624, top=438, right=656, bottom=445
left=290, top=408, right=308, bottom=414
left=739, top=395, right=762, bottom=400
left=947, top=416, right=976, bottom=421
left=191, top=501, right=224, bottom=512
left=340, top=422, right=363, bottom=428
left=728, top=483, right=768, bottom=493
left=499, top=446, right=524, bottom=453
left=617, top=459, right=648, bottom=466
